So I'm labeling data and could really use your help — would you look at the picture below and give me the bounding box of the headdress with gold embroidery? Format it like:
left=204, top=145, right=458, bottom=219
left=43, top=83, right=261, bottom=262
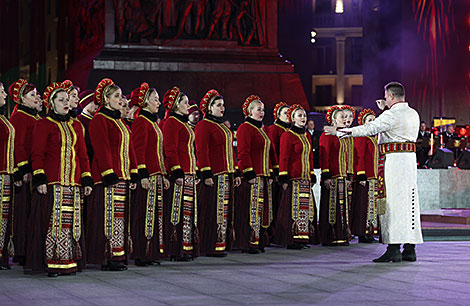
left=357, top=108, right=376, bottom=125
left=163, top=86, right=182, bottom=111
left=94, top=78, right=115, bottom=106
left=200, top=89, right=220, bottom=114
left=8, top=79, right=30, bottom=104
left=325, top=105, right=343, bottom=125
left=273, top=101, right=289, bottom=120
left=61, top=80, right=80, bottom=94
left=242, top=95, right=262, bottom=116
left=286, top=104, right=304, bottom=123
left=136, top=82, right=154, bottom=108
left=43, top=82, right=67, bottom=110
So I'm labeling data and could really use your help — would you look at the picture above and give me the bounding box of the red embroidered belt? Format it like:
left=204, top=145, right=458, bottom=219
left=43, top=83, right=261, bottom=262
left=379, top=142, right=416, bottom=155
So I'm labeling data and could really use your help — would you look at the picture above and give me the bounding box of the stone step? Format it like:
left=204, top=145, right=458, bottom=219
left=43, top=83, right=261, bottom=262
left=421, top=209, right=470, bottom=225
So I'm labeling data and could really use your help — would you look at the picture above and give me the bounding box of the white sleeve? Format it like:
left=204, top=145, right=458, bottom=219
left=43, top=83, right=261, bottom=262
left=350, top=110, right=396, bottom=137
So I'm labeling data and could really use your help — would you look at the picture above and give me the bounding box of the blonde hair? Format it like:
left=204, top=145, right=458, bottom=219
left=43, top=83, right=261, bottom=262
left=247, top=100, right=263, bottom=116
left=104, top=85, right=121, bottom=104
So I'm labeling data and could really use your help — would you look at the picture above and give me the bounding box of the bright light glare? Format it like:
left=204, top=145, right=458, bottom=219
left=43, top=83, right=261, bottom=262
left=335, top=0, right=344, bottom=14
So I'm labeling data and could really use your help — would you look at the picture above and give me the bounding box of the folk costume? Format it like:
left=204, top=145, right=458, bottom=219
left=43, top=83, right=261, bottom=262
left=0, top=104, right=15, bottom=269
left=319, top=106, right=351, bottom=246
left=195, top=89, right=238, bottom=256
left=341, top=100, right=423, bottom=260
left=25, top=82, right=92, bottom=276
left=275, top=105, right=319, bottom=248
left=234, top=95, right=278, bottom=253
left=351, top=109, right=379, bottom=242
left=130, top=83, right=167, bottom=265
left=86, top=78, right=139, bottom=270
left=340, top=105, right=356, bottom=224
left=8, top=79, right=40, bottom=264
left=77, top=90, right=95, bottom=164
left=267, top=101, right=289, bottom=241
left=162, top=86, right=199, bottom=261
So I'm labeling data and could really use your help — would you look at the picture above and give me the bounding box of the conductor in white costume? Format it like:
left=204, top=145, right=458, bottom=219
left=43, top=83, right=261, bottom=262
left=325, top=82, right=423, bottom=263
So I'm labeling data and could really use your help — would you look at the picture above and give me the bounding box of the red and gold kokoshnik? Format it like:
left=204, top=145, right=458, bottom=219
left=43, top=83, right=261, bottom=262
left=242, top=95, right=261, bottom=116
left=8, top=79, right=29, bottom=104
left=200, top=89, right=220, bottom=114
left=61, top=80, right=78, bottom=94
left=286, top=104, right=304, bottom=123
left=137, top=82, right=152, bottom=108
left=273, top=101, right=289, bottom=120
left=325, top=105, right=343, bottom=125
left=94, top=78, right=115, bottom=106
left=163, top=86, right=182, bottom=110
left=357, top=109, right=376, bottom=125
left=43, top=82, right=67, bottom=110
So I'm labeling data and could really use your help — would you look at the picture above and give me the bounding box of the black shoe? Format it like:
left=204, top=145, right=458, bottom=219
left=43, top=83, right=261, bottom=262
left=59, top=272, right=76, bottom=276
left=358, top=235, right=377, bottom=243
left=259, top=247, right=265, bottom=253
left=402, top=244, right=417, bottom=262
left=286, top=244, right=303, bottom=250
left=102, top=261, right=127, bottom=271
left=246, top=248, right=260, bottom=254
left=373, top=244, right=402, bottom=263
left=301, top=243, right=310, bottom=249
left=48, top=272, right=59, bottom=277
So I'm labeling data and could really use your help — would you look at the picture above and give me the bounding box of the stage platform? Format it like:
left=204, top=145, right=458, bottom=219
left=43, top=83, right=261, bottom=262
left=421, top=209, right=470, bottom=241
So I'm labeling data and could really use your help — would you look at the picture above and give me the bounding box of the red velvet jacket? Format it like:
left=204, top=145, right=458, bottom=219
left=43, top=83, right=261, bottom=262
left=31, top=113, right=92, bottom=187
left=131, top=110, right=166, bottom=178
left=78, top=112, right=94, bottom=163
left=89, top=107, right=138, bottom=186
left=279, top=127, right=315, bottom=181
left=354, top=136, right=378, bottom=180
left=319, top=133, right=349, bottom=180
left=237, top=117, right=278, bottom=180
left=10, top=105, right=39, bottom=177
left=0, top=114, right=15, bottom=175
left=162, top=113, right=197, bottom=179
left=195, top=114, right=237, bottom=179
left=268, top=121, right=290, bottom=158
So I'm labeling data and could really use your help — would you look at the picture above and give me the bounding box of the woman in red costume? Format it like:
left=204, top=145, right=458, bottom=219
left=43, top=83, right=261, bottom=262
left=162, top=86, right=199, bottom=261
left=267, top=101, right=290, bottom=240
left=0, top=82, right=16, bottom=269
left=319, top=105, right=351, bottom=246
left=8, top=79, right=42, bottom=265
left=195, top=89, right=241, bottom=257
left=26, top=82, right=93, bottom=277
left=351, top=109, right=379, bottom=243
left=86, top=78, right=139, bottom=271
left=130, top=82, right=169, bottom=266
left=275, top=104, right=319, bottom=249
left=234, top=95, right=277, bottom=254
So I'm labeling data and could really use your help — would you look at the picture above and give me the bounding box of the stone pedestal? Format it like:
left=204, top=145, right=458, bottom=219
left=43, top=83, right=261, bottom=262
left=417, top=169, right=470, bottom=211
left=89, top=0, right=308, bottom=115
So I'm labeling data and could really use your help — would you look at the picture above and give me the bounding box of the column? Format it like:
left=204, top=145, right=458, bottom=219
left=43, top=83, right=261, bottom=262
left=336, top=36, right=346, bottom=104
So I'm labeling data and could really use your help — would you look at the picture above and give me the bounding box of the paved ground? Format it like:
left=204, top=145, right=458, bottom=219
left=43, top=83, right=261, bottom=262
left=0, top=240, right=469, bottom=305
